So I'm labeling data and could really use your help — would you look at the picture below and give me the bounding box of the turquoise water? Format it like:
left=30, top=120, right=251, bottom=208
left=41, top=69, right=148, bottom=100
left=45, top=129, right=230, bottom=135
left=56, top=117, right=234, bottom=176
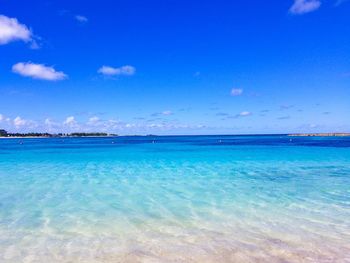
left=0, top=135, right=349, bottom=262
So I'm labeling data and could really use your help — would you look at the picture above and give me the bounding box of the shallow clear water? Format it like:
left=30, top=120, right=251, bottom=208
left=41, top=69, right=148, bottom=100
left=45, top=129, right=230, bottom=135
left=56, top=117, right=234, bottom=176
left=0, top=135, right=349, bottom=262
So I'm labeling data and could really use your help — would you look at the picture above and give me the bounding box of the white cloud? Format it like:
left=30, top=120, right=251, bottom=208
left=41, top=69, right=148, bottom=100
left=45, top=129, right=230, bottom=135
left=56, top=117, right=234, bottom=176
left=89, top=116, right=99, bottom=122
left=44, top=118, right=61, bottom=132
left=162, top=110, right=173, bottom=116
left=12, top=62, right=67, bottom=81
left=238, top=111, right=252, bottom=117
left=13, top=116, right=27, bottom=128
left=44, top=118, right=52, bottom=125
left=151, top=110, right=174, bottom=117
left=231, top=88, right=243, bottom=96
left=63, top=116, right=76, bottom=126
left=0, top=15, right=34, bottom=45
left=44, top=118, right=59, bottom=127
left=125, top=123, right=136, bottom=128
left=11, top=116, right=38, bottom=130
left=98, top=65, right=136, bottom=76
left=88, top=116, right=100, bottom=125
left=75, top=15, right=88, bottom=23
left=289, top=0, right=321, bottom=15
left=0, top=114, right=3, bottom=122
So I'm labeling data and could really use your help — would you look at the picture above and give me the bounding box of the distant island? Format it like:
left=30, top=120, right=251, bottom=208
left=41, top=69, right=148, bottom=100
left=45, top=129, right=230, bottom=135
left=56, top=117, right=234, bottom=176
left=0, top=129, right=116, bottom=138
left=2, top=129, right=350, bottom=138
left=288, top=133, right=350, bottom=137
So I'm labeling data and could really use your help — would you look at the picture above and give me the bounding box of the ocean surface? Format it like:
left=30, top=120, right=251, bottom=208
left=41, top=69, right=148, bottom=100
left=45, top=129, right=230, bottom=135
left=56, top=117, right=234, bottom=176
left=0, top=135, right=349, bottom=262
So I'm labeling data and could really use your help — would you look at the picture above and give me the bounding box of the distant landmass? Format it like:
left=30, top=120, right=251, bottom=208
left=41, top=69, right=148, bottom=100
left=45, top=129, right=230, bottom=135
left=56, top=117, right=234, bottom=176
left=0, top=129, right=116, bottom=138
left=288, top=133, right=350, bottom=137
left=1, top=129, right=350, bottom=138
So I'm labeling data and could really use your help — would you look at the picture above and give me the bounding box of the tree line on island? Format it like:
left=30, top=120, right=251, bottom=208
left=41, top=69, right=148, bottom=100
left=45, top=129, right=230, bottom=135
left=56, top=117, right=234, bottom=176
left=0, top=129, right=116, bottom=137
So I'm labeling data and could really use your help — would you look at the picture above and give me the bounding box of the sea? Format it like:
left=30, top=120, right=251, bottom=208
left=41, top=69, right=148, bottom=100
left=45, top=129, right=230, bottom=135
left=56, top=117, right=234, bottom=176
left=0, top=135, right=349, bottom=262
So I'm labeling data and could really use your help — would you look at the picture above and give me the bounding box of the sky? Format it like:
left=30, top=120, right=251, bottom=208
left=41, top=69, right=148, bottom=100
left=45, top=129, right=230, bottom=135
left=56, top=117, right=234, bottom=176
left=0, top=0, right=349, bottom=135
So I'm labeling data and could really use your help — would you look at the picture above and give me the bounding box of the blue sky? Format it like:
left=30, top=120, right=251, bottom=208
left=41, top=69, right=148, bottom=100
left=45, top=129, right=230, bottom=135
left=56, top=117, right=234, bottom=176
left=0, top=0, right=349, bottom=135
